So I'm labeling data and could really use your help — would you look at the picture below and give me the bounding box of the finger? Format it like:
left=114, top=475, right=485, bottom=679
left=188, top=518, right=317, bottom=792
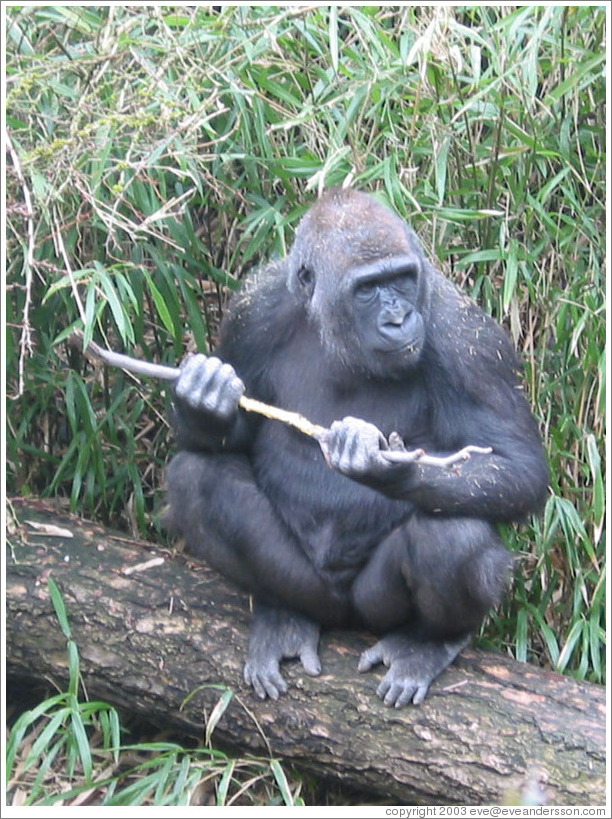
left=177, top=356, right=222, bottom=407
left=261, top=670, right=288, bottom=700
left=376, top=676, right=391, bottom=700
left=244, top=666, right=268, bottom=700
left=175, top=354, right=208, bottom=398
left=325, top=421, right=346, bottom=459
left=178, top=352, right=207, bottom=374
left=213, top=362, right=243, bottom=392
left=382, top=681, right=404, bottom=708
left=299, top=645, right=322, bottom=677
left=211, top=371, right=245, bottom=417
left=358, top=644, right=384, bottom=673
left=244, top=664, right=287, bottom=700
left=411, top=684, right=430, bottom=706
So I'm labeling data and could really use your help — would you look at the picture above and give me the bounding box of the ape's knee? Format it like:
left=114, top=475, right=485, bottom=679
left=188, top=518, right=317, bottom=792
left=353, top=571, right=414, bottom=633
left=351, top=530, right=415, bottom=632
left=409, top=517, right=513, bottom=638
left=165, top=450, right=246, bottom=537
left=167, top=451, right=205, bottom=495
left=164, top=451, right=211, bottom=536
left=166, top=451, right=250, bottom=505
left=463, top=539, right=513, bottom=611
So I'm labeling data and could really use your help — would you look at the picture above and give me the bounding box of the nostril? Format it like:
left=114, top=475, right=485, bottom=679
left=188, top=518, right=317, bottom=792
left=383, top=308, right=409, bottom=327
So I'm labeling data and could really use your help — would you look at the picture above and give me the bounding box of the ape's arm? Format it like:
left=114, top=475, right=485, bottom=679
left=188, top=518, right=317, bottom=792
left=321, top=282, right=549, bottom=522
left=71, top=331, right=489, bottom=466
left=403, top=440, right=549, bottom=520
left=323, top=402, right=548, bottom=521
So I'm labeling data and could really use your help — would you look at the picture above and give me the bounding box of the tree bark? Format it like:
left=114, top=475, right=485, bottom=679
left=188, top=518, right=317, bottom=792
left=6, top=498, right=606, bottom=806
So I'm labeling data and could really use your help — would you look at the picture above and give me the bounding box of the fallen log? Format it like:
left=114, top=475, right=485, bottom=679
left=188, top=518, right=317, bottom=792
left=6, top=498, right=606, bottom=806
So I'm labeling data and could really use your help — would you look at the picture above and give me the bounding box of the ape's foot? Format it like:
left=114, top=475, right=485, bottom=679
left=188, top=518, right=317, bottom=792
left=358, top=631, right=470, bottom=707
left=243, top=604, right=321, bottom=700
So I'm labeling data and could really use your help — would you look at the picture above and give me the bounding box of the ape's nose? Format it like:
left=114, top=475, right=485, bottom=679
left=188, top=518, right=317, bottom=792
left=380, top=300, right=410, bottom=328
left=383, top=306, right=408, bottom=326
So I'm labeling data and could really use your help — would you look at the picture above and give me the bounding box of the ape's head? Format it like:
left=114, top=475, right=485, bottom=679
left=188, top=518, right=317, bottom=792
left=288, top=188, right=429, bottom=378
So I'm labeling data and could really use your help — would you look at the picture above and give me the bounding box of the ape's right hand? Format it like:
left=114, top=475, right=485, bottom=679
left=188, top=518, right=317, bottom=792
left=175, top=354, right=245, bottom=421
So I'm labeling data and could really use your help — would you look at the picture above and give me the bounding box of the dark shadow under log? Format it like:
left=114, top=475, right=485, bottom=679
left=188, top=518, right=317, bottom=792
left=5, top=498, right=606, bottom=806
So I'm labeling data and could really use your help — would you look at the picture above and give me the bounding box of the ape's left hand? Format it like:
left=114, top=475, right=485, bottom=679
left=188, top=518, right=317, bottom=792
left=321, top=416, right=391, bottom=479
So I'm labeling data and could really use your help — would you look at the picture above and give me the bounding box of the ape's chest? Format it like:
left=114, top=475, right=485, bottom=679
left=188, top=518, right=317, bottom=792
left=267, top=361, right=431, bottom=446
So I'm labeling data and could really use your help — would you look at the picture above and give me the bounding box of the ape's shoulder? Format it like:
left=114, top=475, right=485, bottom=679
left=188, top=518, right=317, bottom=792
left=216, top=261, right=302, bottom=389
left=426, top=269, right=523, bottom=393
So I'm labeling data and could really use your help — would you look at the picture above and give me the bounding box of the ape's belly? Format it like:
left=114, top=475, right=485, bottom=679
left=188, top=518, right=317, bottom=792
left=253, top=430, right=412, bottom=579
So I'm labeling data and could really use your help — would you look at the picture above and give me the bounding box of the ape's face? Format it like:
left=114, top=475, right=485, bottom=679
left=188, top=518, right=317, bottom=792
left=350, top=256, right=425, bottom=368
left=289, top=189, right=427, bottom=377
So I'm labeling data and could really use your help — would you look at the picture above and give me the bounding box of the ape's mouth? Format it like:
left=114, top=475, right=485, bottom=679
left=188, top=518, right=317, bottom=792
left=377, top=339, right=419, bottom=356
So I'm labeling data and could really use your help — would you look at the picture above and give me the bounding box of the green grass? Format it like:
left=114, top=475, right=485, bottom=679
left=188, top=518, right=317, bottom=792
left=5, top=2, right=605, bottom=702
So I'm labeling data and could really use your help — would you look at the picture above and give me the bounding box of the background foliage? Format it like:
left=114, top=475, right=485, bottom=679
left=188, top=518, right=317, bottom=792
left=5, top=4, right=606, bottom=692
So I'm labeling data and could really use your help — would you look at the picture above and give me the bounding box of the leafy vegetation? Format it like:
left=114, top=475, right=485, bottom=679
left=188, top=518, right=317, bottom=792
left=5, top=0, right=605, bottom=740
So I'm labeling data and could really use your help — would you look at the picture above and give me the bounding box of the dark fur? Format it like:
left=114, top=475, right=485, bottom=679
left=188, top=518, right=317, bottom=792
left=166, top=188, right=549, bottom=706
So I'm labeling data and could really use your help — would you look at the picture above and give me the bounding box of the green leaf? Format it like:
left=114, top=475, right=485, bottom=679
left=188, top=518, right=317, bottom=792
left=270, top=758, right=295, bottom=806
left=143, top=270, right=176, bottom=336
left=546, top=53, right=606, bottom=103
left=205, top=688, right=233, bottom=747
left=48, top=577, right=72, bottom=639
left=329, top=6, right=339, bottom=74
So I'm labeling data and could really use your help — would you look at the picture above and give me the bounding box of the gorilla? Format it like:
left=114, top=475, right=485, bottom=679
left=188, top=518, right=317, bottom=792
left=166, top=187, right=549, bottom=707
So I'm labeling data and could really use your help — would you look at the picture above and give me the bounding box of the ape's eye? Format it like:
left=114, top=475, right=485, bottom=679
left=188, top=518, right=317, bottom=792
left=390, top=275, right=416, bottom=296
left=355, top=282, right=379, bottom=301
left=297, top=265, right=314, bottom=288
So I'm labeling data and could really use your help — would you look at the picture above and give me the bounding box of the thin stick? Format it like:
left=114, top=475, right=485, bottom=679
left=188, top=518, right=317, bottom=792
left=239, top=395, right=328, bottom=439
left=6, top=128, right=35, bottom=398
left=70, top=330, right=328, bottom=440
left=382, top=445, right=492, bottom=468
left=69, top=331, right=491, bottom=466
left=71, top=330, right=180, bottom=380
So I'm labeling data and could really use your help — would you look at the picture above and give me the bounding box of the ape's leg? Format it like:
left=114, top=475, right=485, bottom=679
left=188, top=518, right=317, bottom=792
left=165, top=451, right=343, bottom=697
left=353, top=515, right=512, bottom=706
left=166, top=451, right=346, bottom=617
